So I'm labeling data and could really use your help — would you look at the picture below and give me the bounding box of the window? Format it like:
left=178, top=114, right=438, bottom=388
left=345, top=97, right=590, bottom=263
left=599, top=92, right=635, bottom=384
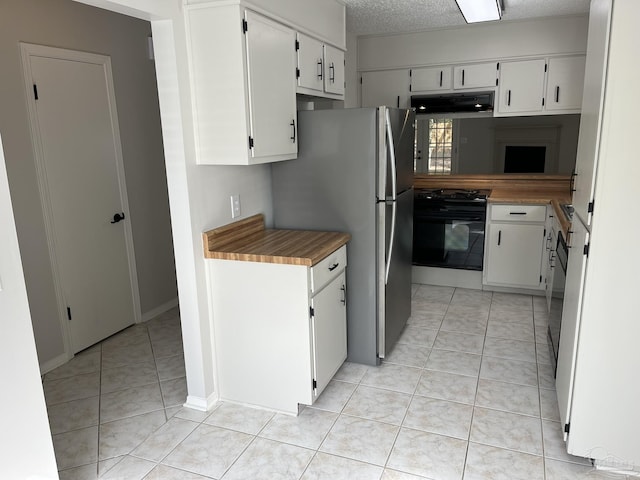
left=427, top=118, right=453, bottom=174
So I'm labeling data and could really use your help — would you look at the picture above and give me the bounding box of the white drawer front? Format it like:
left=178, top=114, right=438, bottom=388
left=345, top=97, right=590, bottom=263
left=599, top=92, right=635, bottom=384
left=311, top=245, right=347, bottom=294
left=491, top=204, right=546, bottom=222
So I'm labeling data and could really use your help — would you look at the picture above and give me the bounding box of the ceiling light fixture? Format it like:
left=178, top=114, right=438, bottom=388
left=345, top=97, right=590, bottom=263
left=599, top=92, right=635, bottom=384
left=455, top=0, right=502, bottom=23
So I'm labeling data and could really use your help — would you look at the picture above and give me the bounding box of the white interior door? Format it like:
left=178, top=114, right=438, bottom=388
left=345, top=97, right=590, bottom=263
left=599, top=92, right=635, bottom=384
left=23, top=45, right=138, bottom=353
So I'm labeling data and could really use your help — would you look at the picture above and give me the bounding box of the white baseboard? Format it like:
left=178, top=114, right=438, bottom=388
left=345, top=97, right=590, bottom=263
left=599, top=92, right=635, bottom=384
left=412, top=266, right=546, bottom=296
left=482, top=284, right=546, bottom=297
left=141, top=297, right=179, bottom=323
left=412, top=266, right=483, bottom=290
left=184, top=392, right=218, bottom=412
left=39, top=351, right=71, bottom=375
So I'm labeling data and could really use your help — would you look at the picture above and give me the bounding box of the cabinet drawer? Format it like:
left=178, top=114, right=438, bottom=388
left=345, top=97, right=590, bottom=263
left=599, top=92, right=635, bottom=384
left=311, top=245, right=347, bottom=294
left=491, top=205, right=546, bottom=222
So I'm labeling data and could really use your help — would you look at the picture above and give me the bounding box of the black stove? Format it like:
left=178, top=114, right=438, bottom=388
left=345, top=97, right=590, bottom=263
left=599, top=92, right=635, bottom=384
left=413, top=188, right=488, bottom=271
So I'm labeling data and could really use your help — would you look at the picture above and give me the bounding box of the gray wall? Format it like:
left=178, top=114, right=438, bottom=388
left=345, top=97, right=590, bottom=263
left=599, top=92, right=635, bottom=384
left=0, top=0, right=177, bottom=367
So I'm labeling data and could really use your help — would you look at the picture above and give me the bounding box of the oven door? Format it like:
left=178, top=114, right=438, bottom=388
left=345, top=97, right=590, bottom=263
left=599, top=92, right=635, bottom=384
left=548, top=231, right=568, bottom=375
left=412, top=203, right=486, bottom=270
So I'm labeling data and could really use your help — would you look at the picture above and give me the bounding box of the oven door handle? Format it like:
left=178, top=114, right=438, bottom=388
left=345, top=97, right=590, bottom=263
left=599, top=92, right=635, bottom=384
left=384, top=108, right=397, bottom=285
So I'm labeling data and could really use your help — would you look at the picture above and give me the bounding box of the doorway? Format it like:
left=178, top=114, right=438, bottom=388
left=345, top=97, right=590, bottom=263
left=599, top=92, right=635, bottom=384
left=21, top=44, right=140, bottom=354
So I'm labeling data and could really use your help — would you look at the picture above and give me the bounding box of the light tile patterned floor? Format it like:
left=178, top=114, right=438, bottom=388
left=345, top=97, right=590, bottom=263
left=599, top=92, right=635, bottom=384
left=47, top=287, right=619, bottom=479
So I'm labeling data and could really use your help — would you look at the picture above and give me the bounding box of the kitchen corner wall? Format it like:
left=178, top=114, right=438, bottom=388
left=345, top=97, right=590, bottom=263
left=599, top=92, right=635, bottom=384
left=0, top=0, right=177, bottom=369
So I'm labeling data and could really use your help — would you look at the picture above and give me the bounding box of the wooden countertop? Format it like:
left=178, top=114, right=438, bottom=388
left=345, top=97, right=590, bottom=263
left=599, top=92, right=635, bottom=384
left=203, top=214, right=350, bottom=266
left=488, top=188, right=572, bottom=205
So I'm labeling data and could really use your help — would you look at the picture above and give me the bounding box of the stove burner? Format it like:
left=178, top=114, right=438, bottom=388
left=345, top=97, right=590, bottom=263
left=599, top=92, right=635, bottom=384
left=415, top=188, right=487, bottom=201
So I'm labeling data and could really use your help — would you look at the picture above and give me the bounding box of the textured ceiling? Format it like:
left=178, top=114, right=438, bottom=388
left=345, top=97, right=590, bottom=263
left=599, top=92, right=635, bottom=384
left=342, top=0, right=591, bottom=35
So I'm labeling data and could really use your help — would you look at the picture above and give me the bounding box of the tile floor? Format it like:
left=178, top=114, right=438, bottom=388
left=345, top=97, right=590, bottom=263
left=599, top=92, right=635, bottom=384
left=45, top=286, right=621, bottom=479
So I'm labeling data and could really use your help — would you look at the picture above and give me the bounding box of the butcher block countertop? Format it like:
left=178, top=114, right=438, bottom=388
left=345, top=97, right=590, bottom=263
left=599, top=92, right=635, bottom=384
left=203, top=214, right=350, bottom=266
left=488, top=188, right=572, bottom=205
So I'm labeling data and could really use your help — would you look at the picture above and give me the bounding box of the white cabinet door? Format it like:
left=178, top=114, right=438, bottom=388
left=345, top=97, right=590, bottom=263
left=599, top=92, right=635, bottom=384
left=324, top=44, right=344, bottom=96
left=453, top=62, right=498, bottom=89
left=311, top=271, right=347, bottom=396
left=546, top=56, right=586, bottom=112
left=411, top=66, right=452, bottom=92
left=186, top=6, right=297, bottom=165
left=361, top=69, right=410, bottom=108
left=297, top=33, right=324, bottom=93
left=246, top=11, right=297, bottom=160
left=296, top=33, right=344, bottom=98
left=497, top=59, right=546, bottom=115
left=485, top=223, right=545, bottom=288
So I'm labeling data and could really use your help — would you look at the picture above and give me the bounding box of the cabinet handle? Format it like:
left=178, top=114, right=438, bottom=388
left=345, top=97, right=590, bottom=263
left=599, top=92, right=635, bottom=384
left=328, top=262, right=339, bottom=271
left=290, top=120, right=296, bottom=143
left=507, top=90, right=511, bottom=106
left=509, top=212, right=527, bottom=215
left=340, top=285, right=346, bottom=305
left=439, top=70, right=443, bottom=87
left=317, top=60, right=323, bottom=80
left=570, top=169, right=577, bottom=193
left=329, top=63, right=335, bottom=83
left=462, top=69, right=465, bottom=86
left=555, top=86, right=560, bottom=103
left=397, top=95, right=400, bottom=108
left=498, top=230, right=502, bottom=246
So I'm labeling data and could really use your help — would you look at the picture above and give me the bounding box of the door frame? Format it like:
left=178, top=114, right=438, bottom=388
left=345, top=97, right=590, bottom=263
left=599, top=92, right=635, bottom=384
left=20, top=43, right=141, bottom=359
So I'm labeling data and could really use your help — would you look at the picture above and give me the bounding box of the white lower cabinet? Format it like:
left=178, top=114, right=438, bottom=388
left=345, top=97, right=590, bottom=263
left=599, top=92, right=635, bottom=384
left=484, top=204, right=547, bottom=289
left=310, top=270, right=347, bottom=394
left=207, top=245, right=347, bottom=414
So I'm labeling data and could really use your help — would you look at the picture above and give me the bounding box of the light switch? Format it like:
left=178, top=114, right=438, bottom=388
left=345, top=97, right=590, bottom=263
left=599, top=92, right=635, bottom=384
left=230, top=194, right=241, bottom=218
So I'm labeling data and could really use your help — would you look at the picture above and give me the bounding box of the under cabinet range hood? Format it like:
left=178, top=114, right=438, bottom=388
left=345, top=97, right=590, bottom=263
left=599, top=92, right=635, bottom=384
left=411, top=92, right=494, bottom=114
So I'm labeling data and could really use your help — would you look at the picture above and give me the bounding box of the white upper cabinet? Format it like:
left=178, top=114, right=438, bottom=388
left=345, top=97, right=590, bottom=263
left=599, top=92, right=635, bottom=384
left=296, top=33, right=324, bottom=94
left=545, top=56, right=586, bottom=113
left=411, top=66, right=453, bottom=92
left=361, top=69, right=410, bottom=108
left=246, top=12, right=298, bottom=160
left=186, top=5, right=297, bottom=165
left=323, top=44, right=345, bottom=96
left=296, top=33, right=345, bottom=99
left=496, top=55, right=586, bottom=116
left=496, top=59, right=547, bottom=115
left=453, top=62, right=499, bottom=90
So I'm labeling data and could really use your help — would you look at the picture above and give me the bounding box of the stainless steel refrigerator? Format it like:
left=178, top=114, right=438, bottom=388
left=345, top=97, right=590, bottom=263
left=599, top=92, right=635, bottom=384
left=271, top=106, right=415, bottom=366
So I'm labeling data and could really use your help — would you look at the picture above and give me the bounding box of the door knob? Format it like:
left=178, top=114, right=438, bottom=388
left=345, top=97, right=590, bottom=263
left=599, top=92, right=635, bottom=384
left=110, top=212, right=125, bottom=224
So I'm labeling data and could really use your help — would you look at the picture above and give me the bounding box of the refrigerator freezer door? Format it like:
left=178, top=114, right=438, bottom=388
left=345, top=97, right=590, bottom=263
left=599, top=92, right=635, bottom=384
left=384, top=108, right=416, bottom=197
left=378, top=188, right=413, bottom=358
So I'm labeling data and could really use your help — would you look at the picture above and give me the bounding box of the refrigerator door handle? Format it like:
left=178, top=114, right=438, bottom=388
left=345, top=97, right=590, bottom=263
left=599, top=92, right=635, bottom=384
left=384, top=108, right=398, bottom=285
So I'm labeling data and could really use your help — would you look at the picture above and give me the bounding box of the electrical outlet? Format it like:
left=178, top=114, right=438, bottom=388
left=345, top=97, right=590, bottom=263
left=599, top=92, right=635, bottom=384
left=230, top=194, right=241, bottom=218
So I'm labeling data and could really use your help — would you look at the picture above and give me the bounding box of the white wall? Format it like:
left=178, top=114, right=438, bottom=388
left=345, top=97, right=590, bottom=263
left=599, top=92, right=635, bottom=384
left=358, top=15, right=589, bottom=71
left=0, top=134, right=58, bottom=479
left=0, top=0, right=177, bottom=369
